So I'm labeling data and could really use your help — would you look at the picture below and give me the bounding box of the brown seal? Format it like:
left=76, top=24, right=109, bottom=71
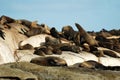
left=19, top=44, right=34, bottom=50
left=62, top=25, right=75, bottom=40
left=44, top=36, right=81, bottom=53
left=30, top=56, right=67, bottom=66
left=0, top=15, right=15, bottom=25
left=79, top=60, right=105, bottom=70
left=45, top=36, right=61, bottom=46
left=34, top=46, right=53, bottom=56
left=23, top=27, right=45, bottom=37
left=33, top=48, right=46, bottom=56
left=19, top=20, right=50, bottom=37
left=75, top=23, right=98, bottom=46
left=18, top=41, right=34, bottom=50
left=50, top=27, right=60, bottom=38
left=79, top=60, right=120, bottom=71
left=103, top=50, right=120, bottom=58
left=61, top=25, right=80, bottom=45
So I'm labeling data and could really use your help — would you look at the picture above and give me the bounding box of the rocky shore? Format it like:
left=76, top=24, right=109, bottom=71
left=0, top=62, right=120, bottom=80
left=0, top=15, right=120, bottom=80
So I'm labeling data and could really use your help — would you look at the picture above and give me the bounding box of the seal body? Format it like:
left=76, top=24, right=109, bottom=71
left=30, top=56, right=67, bottom=66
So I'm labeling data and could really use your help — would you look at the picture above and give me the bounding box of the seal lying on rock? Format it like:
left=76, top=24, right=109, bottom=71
left=102, top=50, right=120, bottom=58
left=18, top=43, right=34, bottom=50
left=34, top=46, right=53, bottom=56
left=30, top=56, right=67, bottom=66
left=19, top=20, right=50, bottom=37
left=38, top=36, right=80, bottom=54
left=44, top=36, right=81, bottom=53
left=79, top=60, right=120, bottom=71
left=79, top=60, right=105, bottom=70
left=61, top=25, right=80, bottom=46
left=0, top=15, right=15, bottom=25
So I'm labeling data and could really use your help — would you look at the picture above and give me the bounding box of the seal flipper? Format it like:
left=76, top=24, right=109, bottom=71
left=0, top=30, right=5, bottom=40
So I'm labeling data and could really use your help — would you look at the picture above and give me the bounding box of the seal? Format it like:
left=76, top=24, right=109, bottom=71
left=50, top=27, right=60, bottom=38
left=59, top=43, right=81, bottom=53
left=19, top=20, right=50, bottom=37
left=61, top=25, right=80, bottom=45
left=43, top=36, right=62, bottom=55
left=23, top=27, right=45, bottom=37
left=34, top=46, right=53, bottom=55
left=79, top=60, right=106, bottom=70
left=30, top=56, right=67, bottom=66
left=0, top=15, right=15, bottom=25
left=103, top=50, right=120, bottom=58
left=45, top=36, right=61, bottom=46
left=44, top=36, right=81, bottom=53
left=62, top=25, right=75, bottom=40
left=79, top=60, right=120, bottom=71
left=18, top=41, right=34, bottom=50
left=33, top=48, right=46, bottom=56
left=75, top=23, right=98, bottom=46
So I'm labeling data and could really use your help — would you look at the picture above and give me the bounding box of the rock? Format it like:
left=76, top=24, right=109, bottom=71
left=0, top=15, right=120, bottom=80
left=0, top=62, right=120, bottom=80
left=0, top=40, right=15, bottom=64
left=0, top=63, right=37, bottom=80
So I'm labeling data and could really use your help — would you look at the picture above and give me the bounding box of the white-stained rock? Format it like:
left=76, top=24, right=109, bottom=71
left=0, top=40, right=15, bottom=64
left=20, top=34, right=51, bottom=47
left=100, top=57, right=120, bottom=66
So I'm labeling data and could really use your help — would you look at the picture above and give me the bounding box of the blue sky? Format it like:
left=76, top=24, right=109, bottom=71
left=0, top=0, right=120, bottom=31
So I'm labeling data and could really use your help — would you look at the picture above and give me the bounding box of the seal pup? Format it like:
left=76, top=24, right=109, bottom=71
left=30, top=56, right=67, bottom=66
left=75, top=23, right=98, bottom=46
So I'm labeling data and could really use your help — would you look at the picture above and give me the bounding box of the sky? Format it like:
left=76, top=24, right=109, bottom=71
left=0, top=0, right=120, bottom=31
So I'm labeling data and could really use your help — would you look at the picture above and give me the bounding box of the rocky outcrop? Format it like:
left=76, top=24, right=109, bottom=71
left=0, top=15, right=120, bottom=80
left=0, top=62, right=120, bottom=80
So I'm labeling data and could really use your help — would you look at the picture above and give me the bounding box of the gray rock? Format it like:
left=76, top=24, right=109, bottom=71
left=0, top=62, right=120, bottom=80
left=0, top=63, right=38, bottom=80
